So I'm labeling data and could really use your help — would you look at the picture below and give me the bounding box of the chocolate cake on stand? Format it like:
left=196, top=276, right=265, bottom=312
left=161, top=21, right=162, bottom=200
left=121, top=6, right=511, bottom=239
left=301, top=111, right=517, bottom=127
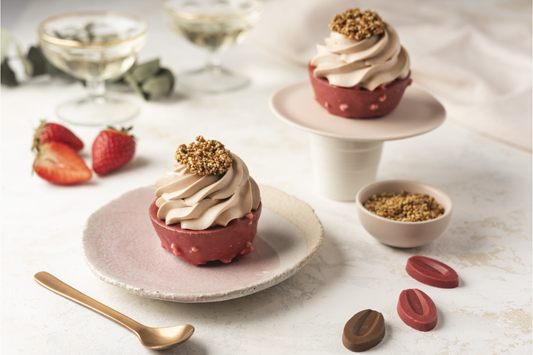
left=269, top=82, right=446, bottom=201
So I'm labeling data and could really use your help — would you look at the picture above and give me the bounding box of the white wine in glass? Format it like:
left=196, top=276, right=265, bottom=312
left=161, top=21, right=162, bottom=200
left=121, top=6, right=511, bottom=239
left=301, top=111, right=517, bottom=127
left=39, top=12, right=148, bottom=126
left=162, top=0, right=262, bottom=93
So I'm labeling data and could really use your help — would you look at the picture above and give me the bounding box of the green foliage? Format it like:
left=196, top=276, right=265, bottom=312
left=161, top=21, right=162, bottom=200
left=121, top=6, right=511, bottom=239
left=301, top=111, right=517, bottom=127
left=122, top=59, right=175, bottom=100
left=132, top=59, right=160, bottom=82
left=1, top=28, right=175, bottom=100
left=1, top=29, right=10, bottom=63
left=1, top=61, right=17, bottom=87
left=142, top=68, right=174, bottom=96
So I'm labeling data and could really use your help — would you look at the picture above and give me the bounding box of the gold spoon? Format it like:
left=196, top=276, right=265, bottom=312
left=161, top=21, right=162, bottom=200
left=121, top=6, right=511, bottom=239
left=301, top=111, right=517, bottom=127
left=34, top=271, right=194, bottom=350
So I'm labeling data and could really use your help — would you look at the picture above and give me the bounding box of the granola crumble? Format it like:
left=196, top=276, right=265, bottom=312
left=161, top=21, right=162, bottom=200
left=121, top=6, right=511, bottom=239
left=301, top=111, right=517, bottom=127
left=329, top=8, right=385, bottom=40
left=363, top=190, right=445, bottom=222
left=175, top=136, right=232, bottom=175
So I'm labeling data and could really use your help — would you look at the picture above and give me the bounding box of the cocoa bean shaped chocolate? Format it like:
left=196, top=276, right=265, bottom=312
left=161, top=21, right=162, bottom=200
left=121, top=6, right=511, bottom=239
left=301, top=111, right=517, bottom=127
left=406, top=256, right=459, bottom=288
left=397, top=288, right=437, bottom=331
left=342, top=309, right=385, bottom=352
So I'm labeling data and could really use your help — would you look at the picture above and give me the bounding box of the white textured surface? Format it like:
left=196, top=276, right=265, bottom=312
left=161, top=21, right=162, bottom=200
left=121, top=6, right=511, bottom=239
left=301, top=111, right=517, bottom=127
left=1, top=0, right=532, bottom=354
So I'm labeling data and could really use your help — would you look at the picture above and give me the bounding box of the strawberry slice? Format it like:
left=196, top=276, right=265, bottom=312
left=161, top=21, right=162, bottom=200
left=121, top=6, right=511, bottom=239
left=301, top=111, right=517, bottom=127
left=34, top=120, right=84, bottom=152
left=33, top=141, right=92, bottom=185
left=92, top=126, right=136, bottom=176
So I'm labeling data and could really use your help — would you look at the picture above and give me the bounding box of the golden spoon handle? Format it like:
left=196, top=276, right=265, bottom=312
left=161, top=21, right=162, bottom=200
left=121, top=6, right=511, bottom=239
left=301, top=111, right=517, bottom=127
left=34, top=271, right=143, bottom=334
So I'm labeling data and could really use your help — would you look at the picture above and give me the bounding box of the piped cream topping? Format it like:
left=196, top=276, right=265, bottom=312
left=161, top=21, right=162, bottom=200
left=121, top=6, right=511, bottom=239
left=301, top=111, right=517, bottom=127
left=155, top=154, right=261, bottom=230
left=310, top=23, right=410, bottom=91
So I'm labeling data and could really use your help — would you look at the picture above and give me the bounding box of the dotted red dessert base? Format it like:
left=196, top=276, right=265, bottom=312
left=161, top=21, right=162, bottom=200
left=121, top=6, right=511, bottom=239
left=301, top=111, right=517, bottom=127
left=308, top=64, right=412, bottom=118
left=149, top=201, right=262, bottom=266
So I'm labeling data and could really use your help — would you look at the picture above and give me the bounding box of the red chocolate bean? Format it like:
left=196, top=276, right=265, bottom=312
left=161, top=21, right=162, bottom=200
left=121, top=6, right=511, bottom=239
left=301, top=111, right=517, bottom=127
left=406, top=256, right=459, bottom=288
left=397, top=288, right=437, bottom=331
left=342, top=309, right=385, bottom=352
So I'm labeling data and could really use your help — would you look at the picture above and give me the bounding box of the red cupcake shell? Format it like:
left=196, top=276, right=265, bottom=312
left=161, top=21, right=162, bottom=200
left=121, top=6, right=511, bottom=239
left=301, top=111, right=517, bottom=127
left=149, top=200, right=262, bottom=266
left=308, top=63, right=412, bottom=118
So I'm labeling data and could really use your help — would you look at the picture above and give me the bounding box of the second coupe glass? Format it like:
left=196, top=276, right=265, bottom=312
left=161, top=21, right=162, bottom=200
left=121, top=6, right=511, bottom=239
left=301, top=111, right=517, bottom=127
left=163, top=0, right=262, bottom=93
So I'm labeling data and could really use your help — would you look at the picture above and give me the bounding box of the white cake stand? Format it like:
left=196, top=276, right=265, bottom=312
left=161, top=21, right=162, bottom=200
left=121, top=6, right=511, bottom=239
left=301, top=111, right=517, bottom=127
left=269, top=82, right=446, bottom=201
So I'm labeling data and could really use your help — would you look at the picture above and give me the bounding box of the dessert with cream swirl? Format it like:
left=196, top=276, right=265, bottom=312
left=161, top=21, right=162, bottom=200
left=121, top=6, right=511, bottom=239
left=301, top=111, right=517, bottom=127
left=309, top=9, right=412, bottom=118
left=149, top=136, right=262, bottom=265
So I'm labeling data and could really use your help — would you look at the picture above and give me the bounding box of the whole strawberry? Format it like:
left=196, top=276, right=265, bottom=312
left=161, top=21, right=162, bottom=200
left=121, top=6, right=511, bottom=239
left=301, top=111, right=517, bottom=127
left=92, top=126, right=136, bottom=176
left=33, top=141, right=92, bottom=185
left=33, top=120, right=84, bottom=151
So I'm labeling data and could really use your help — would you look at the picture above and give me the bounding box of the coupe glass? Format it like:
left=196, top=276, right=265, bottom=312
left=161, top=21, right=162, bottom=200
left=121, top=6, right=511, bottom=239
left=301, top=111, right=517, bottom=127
left=162, top=0, right=262, bottom=93
left=39, top=12, right=148, bottom=126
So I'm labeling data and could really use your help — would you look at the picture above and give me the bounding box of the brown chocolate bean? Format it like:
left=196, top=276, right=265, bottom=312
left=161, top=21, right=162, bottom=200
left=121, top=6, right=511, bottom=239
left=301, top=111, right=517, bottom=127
left=342, top=309, right=385, bottom=352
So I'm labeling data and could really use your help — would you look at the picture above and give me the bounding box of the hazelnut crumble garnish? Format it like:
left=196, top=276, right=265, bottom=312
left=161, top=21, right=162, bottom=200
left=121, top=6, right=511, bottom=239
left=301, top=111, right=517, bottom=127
left=174, top=136, right=232, bottom=175
left=363, top=190, right=445, bottom=222
left=329, top=8, right=385, bottom=40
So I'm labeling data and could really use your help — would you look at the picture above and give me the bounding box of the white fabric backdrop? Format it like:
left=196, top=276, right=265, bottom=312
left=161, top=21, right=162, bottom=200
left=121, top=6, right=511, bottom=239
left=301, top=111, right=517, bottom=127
left=250, top=0, right=532, bottom=152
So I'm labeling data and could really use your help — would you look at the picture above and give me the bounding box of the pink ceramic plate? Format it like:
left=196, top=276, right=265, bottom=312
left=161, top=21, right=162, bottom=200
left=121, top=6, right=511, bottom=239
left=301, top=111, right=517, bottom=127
left=269, top=82, right=446, bottom=142
left=82, top=185, right=324, bottom=303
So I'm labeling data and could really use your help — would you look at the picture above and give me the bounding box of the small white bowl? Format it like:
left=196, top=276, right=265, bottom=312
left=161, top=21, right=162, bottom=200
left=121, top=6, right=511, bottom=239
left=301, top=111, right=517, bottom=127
left=356, top=180, right=453, bottom=248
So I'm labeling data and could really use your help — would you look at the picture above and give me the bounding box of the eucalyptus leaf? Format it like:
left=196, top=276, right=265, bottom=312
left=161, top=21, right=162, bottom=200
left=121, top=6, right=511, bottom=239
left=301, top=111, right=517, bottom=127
left=102, top=33, right=119, bottom=42
left=1, top=28, right=10, bottom=64
left=106, top=74, right=126, bottom=84
left=107, top=60, right=137, bottom=83
left=157, top=68, right=175, bottom=89
left=125, top=73, right=149, bottom=100
left=1, top=61, right=17, bottom=86
left=14, top=39, right=33, bottom=76
left=45, top=59, right=77, bottom=81
left=27, top=46, right=47, bottom=77
left=132, top=58, right=159, bottom=83
left=0, top=33, right=177, bottom=99
left=141, top=75, right=172, bottom=96
left=28, top=40, right=97, bottom=81
left=84, top=22, right=95, bottom=43
left=140, top=68, right=175, bottom=96
left=33, top=44, right=77, bottom=80
left=53, top=30, right=65, bottom=40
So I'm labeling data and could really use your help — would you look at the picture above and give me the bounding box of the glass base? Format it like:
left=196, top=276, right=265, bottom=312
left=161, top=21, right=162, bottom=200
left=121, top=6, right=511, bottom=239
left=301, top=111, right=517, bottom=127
left=56, top=95, right=140, bottom=126
left=178, top=66, right=250, bottom=94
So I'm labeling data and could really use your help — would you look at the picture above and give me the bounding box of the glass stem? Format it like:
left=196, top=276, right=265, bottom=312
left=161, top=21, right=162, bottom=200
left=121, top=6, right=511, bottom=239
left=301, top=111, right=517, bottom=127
left=205, top=50, right=222, bottom=74
left=86, top=80, right=106, bottom=104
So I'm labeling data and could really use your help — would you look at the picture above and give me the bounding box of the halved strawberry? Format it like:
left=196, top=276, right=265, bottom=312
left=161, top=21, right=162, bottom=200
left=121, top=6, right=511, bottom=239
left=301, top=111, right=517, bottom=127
left=33, top=141, right=92, bottom=185
left=33, top=120, right=84, bottom=152
left=92, top=126, right=136, bottom=176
